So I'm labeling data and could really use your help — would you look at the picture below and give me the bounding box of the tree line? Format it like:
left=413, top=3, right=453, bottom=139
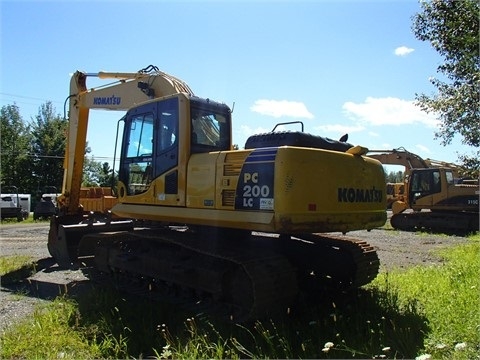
left=0, top=102, right=114, bottom=206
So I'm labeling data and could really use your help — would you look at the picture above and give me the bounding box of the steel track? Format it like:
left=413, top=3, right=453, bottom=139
left=80, top=227, right=380, bottom=322
left=391, top=211, right=479, bottom=235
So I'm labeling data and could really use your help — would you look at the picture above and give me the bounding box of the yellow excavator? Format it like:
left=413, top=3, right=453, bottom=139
left=386, top=182, right=405, bottom=208
left=369, top=148, right=479, bottom=234
left=48, top=65, right=387, bottom=320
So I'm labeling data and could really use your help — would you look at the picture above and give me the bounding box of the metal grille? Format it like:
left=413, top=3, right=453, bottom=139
left=224, top=152, right=247, bottom=176
left=222, top=190, right=235, bottom=206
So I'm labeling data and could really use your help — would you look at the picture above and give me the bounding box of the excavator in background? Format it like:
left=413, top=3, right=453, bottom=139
left=369, top=147, right=464, bottom=178
left=386, top=182, right=404, bottom=208
left=372, top=148, right=432, bottom=208
left=368, top=148, right=479, bottom=234
left=48, top=65, right=387, bottom=321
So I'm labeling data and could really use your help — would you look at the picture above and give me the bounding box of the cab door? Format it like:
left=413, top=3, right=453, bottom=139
left=409, top=169, right=440, bottom=209
left=119, top=97, right=180, bottom=205
left=120, top=102, right=156, bottom=197
left=152, top=97, right=180, bottom=203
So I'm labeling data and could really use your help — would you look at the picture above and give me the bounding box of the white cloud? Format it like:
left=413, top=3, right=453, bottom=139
left=314, top=124, right=365, bottom=134
left=239, top=124, right=270, bottom=137
left=415, top=144, right=432, bottom=154
left=368, top=131, right=380, bottom=137
left=394, top=46, right=414, bottom=56
left=369, top=143, right=393, bottom=150
left=251, top=99, right=314, bottom=119
left=342, top=97, right=439, bottom=128
left=234, top=124, right=272, bottom=148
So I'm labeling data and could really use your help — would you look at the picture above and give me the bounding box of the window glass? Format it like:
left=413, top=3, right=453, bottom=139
left=127, top=162, right=152, bottom=195
left=432, top=170, right=441, bottom=192
left=158, top=111, right=177, bottom=151
left=411, top=170, right=442, bottom=194
left=445, top=170, right=454, bottom=185
left=191, top=107, right=229, bottom=153
left=127, top=114, right=153, bottom=158
left=412, top=171, right=431, bottom=192
left=124, top=113, right=153, bottom=195
left=192, top=113, right=221, bottom=146
left=154, top=97, right=179, bottom=177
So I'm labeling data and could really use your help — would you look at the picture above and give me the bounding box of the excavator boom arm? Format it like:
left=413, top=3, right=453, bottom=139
left=367, top=147, right=429, bottom=174
left=62, top=67, right=194, bottom=214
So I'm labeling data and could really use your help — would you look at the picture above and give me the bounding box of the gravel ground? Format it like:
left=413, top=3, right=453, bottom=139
left=0, top=218, right=472, bottom=334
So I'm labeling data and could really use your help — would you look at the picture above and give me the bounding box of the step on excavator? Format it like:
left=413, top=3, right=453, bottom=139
left=48, top=65, right=387, bottom=321
left=369, top=148, right=479, bottom=234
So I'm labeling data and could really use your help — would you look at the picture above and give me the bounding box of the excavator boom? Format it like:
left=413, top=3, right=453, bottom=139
left=368, top=147, right=429, bottom=175
left=61, top=66, right=194, bottom=215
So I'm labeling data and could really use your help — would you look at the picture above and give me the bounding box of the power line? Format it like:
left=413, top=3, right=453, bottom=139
left=0, top=152, right=64, bottom=159
left=0, top=93, right=64, bottom=113
left=0, top=92, right=63, bottom=105
left=0, top=151, right=119, bottom=161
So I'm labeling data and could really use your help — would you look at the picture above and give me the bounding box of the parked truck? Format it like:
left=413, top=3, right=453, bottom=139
left=0, top=186, right=30, bottom=221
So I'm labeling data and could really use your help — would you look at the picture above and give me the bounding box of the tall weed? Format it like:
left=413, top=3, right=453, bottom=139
left=0, top=298, right=98, bottom=359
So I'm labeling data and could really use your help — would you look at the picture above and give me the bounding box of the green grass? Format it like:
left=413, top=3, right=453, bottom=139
left=1, top=234, right=479, bottom=359
left=0, top=255, right=37, bottom=284
left=0, top=214, right=50, bottom=225
left=371, top=234, right=480, bottom=359
left=0, top=255, right=34, bottom=275
left=0, top=299, right=101, bottom=359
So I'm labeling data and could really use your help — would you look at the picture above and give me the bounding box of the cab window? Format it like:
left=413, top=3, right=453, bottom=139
left=124, top=113, right=154, bottom=195
left=191, top=110, right=229, bottom=153
left=411, top=171, right=431, bottom=192
left=153, top=97, right=179, bottom=178
left=445, top=170, right=454, bottom=185
left=411, top=169, right=441, bottom=196
left=127, top=114, right=153, bottom=157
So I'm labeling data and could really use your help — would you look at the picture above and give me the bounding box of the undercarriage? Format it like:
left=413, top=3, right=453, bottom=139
left=391, top=211, right=479, bottom=235
left=49, top=222, right=380, bottom=322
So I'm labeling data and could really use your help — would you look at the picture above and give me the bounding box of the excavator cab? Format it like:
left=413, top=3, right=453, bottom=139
left=117, top=94, right=232, bottom=204
left=408, top=167, right=478, bottom=213
left=409, top=168, right=443, bottom=206
left=391, top=167, right=479, bottom=233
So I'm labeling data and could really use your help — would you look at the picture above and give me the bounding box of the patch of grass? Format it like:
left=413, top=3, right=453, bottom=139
left=0, top=255, right=37, bottom=284
left=64, top=279, right=428, bottom=359
left=372, top=234, right=480, bottom=359
left=0, top=255, right=33, bottom=276
left=1, top=235, right=478, bottom=359
left=157, top=317, right=239, bottom=359
left=0, top=213, right=50, bottom=225
left=0, top=298, right=100, bottom=359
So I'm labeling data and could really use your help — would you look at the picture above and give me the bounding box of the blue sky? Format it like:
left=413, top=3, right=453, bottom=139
left=1, top=0, right=474, bottom=170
